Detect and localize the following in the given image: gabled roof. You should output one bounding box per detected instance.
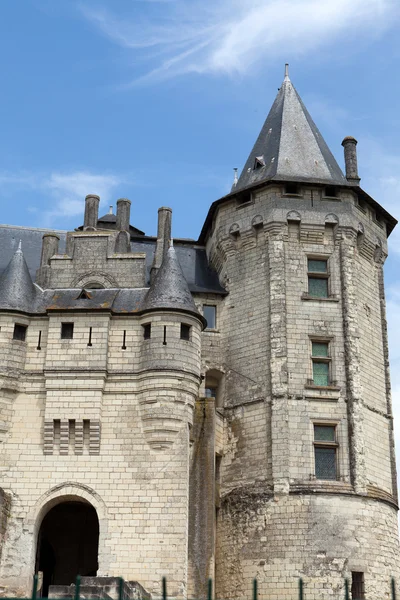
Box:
[235,66,347,192]
[141,246,206,326]
[0,242,37,313]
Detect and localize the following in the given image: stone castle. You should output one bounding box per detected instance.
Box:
[0,66,399,599]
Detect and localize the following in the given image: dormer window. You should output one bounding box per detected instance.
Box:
[76,289,92,300]
[284,183,300,195]
[324,186,338,198]
[254,155,265,170]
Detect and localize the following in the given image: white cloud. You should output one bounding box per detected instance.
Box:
[79,0,399,84]
[0,169,124,226]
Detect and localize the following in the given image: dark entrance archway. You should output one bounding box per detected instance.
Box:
[35,500,99,596]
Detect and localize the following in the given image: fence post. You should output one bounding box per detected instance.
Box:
[208,578,213,600]
[299,578,304,600]
[344,579,349,600]
[162,577,167,600]
[392,578,397,600]
[31,574,38,600]
[253,579,258,600]
[119,577,124,600]
[74,574,81,600]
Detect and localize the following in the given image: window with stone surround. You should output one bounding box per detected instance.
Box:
[13,323,27,341]
[204,305,216,330]
[142,323,151,340]
[61,322,74,340]
[307,258,329,298]
[180,323,191,341]
[314,423,338,480]
[351,572,365,600]
[311,341,331,386]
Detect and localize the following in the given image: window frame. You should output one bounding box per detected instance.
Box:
[310,339,332,387]
[180,323,191,341]
[60,322,74,340]
[13,323,27,342]
[313,422,339,481]
[307,256,330,299]
[203,304,217,331]
[142,323,151,340]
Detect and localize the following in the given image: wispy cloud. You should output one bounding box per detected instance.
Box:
[0,170,124,226]
[78,0,398,85]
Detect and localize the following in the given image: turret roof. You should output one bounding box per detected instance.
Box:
[234,65,347,192]
[141,245,206,326]
[0,242,37,313]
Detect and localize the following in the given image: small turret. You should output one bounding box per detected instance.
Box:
[139,244,204,449]
[142,245,205,324]
[0,242,36,312]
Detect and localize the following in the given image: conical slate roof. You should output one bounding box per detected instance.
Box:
[0,242,37,312]
[235,66,347,192]
[141,245,205,326]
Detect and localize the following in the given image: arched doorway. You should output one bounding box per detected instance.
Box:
[35,500,99,596]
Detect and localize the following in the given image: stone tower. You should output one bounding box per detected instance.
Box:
[0,67,398,599]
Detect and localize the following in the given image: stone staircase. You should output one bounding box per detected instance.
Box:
[49,577,150,600]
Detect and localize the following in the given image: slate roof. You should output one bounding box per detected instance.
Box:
[141,246,206,326]
[235,69,347,192]
[0,243,38,313]
[0,226,226,295]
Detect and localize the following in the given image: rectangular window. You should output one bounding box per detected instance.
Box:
[314,424,338,480]
[311,341,330,386]
[142,323,151,340]
[308,258,329,298]
[180,323,191,341]
[351,572,365,600]
[204,305,216,330]
[13,323,27,341]
[61,322,74,339]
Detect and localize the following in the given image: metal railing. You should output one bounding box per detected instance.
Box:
[2,575,398,600]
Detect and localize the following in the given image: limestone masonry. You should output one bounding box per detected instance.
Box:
[0,67,399,599]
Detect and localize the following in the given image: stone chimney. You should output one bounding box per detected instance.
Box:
[115,198,132,253]
[83,194,100,230]
[341,136,360,183]
[116,198,131,231]
[36,233,60,288]
[150,207,172,283]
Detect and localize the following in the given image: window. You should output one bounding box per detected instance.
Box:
[180,323,191,341]
[253,155,265,170]
[311,341,330,386]
[351,573,365,600]
[142,323,151,340]
[204,305,216,330]
[324,186,338,198]
[284,183,300,195]
[13,324,27,341]
[61,322,74,339]
[205,387,217,398]
[308,258,329,298]
[314,424,338,480]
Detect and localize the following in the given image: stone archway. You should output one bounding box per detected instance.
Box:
[35,500,99,596]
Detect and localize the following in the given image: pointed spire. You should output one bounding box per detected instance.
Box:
[234,67,347,192]
[284,63,290,82]
[141,245,206,326]
[0,244,36,312]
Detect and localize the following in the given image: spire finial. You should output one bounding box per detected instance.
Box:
[233,168,238,187]
[284,63,290,82]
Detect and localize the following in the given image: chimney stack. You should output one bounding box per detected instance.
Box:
[150,207,172,283]
[36,233,60,288]
[341,136,360,183]
[116,198,131,232]
[83,194,100,230]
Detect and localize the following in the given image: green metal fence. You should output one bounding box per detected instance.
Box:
[3,575,399,600]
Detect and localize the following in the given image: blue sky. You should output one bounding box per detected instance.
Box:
[2,0,400,474]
